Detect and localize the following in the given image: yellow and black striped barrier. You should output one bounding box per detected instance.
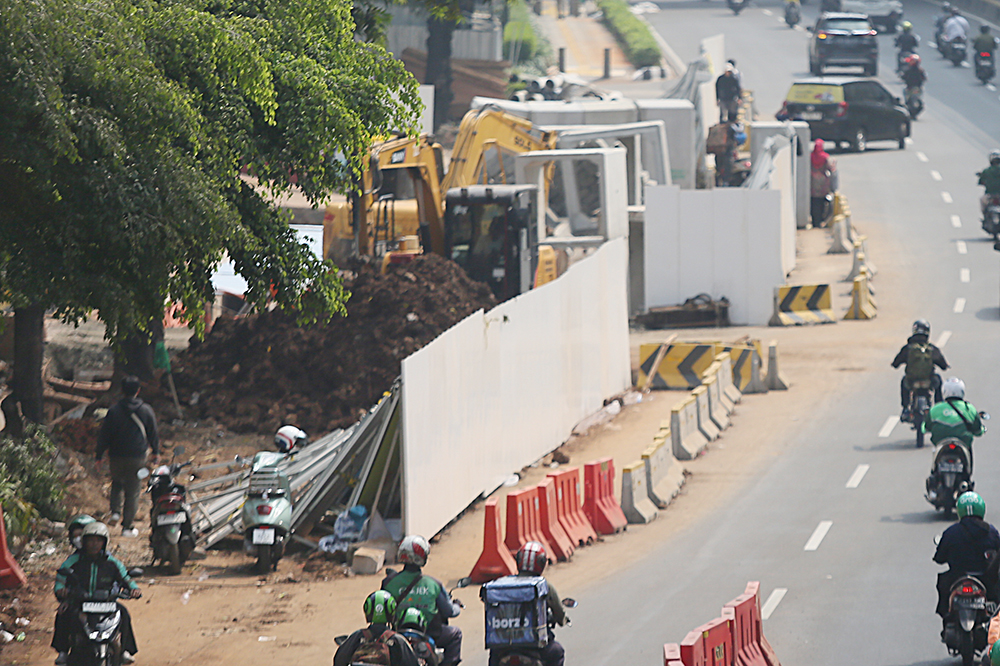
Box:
[769,284,835,326]
[638,343,718,389]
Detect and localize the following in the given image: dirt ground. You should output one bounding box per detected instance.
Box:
[3,219,903,666]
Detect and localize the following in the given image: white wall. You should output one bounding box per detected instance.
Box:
[401,239,631,538]
[699,34,725,134]
[643,185,786,325]
[387,24,503,62]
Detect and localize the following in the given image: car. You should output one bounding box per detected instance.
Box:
[808,13,879,76]
[840,0,903,33]
[777,77,911,152]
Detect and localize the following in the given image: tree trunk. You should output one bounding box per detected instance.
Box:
[11,304,45,424]
[425,17,456,131]
[115,318,164,384]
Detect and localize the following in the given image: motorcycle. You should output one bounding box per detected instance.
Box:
[904,85,924,118]
[903,379,935,448]
[983,193,1000,238]
[479,573,578,666]
[975,51,996,83]
[784,1,800,27]
[239,446,298,574]
[942,573,993,666]
[926,438,975,515]
[727,0,748,15]
[945,37,968,66]
[58,567,141,666]
[138,446,194,575]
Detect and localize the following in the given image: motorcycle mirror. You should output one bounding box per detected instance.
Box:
[174,445,186,457]
[934,534,942,546]
[981,412,991,421]
[562,598,578,608]
[386,568,398,577]
[127,567,144,578]
[136,468,150,480]
[334,635,348,646]
[455,577,472,589]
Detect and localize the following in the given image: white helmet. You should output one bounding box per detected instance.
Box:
[154,465,171,476]
[274,425,307,453]
[943,377,966,400]
[397,535,430,567]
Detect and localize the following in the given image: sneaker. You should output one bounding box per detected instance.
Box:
[901,409,911,423]
[121,527,139,538]
[55,652,68,665]
[108,513,122,526]
[123,652,136,664]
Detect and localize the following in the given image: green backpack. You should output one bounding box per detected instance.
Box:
[905,341,934,380]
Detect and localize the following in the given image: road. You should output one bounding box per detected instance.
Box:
[560,2,1000,665]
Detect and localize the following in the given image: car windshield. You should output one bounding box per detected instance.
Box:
[786,84,845,104]
[820,19,872,31]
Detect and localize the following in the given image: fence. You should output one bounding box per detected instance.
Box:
[401,239,631,537]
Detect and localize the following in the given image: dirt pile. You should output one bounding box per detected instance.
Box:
[172,255,496,434]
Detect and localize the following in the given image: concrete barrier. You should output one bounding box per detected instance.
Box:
[504,487,553,556]
[638,342,716,389]
[642,435,686,509]
[705,361,735,414]
[716,352,743,405]
[744,349,768,394]
[764,340,788,391]
[671,394,709,460]
[844,267,877,320]
[692,386,720,441]
[621,461,658,524]
[537,477,575,561]
[827,214,852,254]
[469,498,518,583]
[583,458,627,535]
[547,467,597,547]
[703,372,731,430]
[769,284,835,326]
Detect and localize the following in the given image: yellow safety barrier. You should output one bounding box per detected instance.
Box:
[769,284,835,326]
[844,266,877,320]
[638,343,718,390]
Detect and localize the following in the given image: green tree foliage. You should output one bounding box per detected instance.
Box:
[0,0,422,343]
[0,425,65,539]
[596,0,662,69]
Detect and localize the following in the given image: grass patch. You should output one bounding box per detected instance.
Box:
[596,0,662,69]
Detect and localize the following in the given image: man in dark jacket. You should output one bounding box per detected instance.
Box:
[934,492,1000,631]
[715,65,741,122]
[96,376,159,536]
[891,319,948,419]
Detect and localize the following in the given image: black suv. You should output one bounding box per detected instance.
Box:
[808,13,879,76]
[778,77,911,152]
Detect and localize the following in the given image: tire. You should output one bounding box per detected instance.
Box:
[851,127,867,152]
[898,123,908,149]
[961,629,974,666]
[165,541,182,575]
[916,424,925,448]
[255,545,273,574]
[809,59,819,75]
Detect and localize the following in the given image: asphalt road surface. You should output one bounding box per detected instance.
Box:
[557,2,1000,665]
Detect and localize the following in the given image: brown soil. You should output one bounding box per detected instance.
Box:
[170,255,495,435]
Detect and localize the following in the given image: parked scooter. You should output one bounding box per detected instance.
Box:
[138,446,194,575]
[240,426,307,573]
[784,1,800,27]
[58,566,141,666]
[982,193,1000,238]
[727,0,748,15]
[975,51,996,83]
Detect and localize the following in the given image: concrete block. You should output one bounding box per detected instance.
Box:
[351,547,386,575]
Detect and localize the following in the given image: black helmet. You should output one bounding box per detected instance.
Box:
[912,319,930,336]
[982,24,991,33]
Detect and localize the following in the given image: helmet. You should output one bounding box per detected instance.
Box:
[274,425,307,453]
[991,150,1000,165]
[68,514,96,533]
[990,641,1000,666]
[515,541,548,575]
[397,607,428,632]
[957,492,987,519]
[982,24,991,33]
[912,319,930,336]
[905,53,921,66]
[943,377,966,400]
[397,535,430,567]
[81,522,110,549]
[154,465,171,476]
[943,1,952,9]
[902,20,912,31]
[363,590,397,625]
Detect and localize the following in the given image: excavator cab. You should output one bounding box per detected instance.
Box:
[444,185,537,302]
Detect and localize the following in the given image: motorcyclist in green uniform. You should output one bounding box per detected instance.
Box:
[924,378,986,462]
[979,150,1000,218]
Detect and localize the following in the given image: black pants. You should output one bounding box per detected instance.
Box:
[901,374,943,410]
[430,623,462,666]
[810,196,829,227]
[52,603,138,655]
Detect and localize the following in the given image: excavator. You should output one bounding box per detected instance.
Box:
[322,107,558,265]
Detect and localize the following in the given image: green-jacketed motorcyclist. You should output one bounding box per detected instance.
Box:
[923,377,985,448]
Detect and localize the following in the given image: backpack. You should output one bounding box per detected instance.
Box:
[481,575,549,649]
[351,628,396,666]
[905,341,934,380]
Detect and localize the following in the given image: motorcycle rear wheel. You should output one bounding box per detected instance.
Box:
[165,541,182,575]
[255,545,273,574]
[960,629,975,666]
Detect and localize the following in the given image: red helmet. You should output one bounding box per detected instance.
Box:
[905,53,921,66]
[515,541,547,575]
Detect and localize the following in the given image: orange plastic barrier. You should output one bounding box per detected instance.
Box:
[680,628,707,666]
[0,506,26,589]
[723,585,768,666]
[469,498,517,584]
[537,477,574,561]
[664,642,684,666]
[741,582,780,666]
[546,467,597,547]
[701,616,734,666]
[582,458,627,535]
[504,486,553,556]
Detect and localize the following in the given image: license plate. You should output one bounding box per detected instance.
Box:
[957,597,986,609]
[799,111,823,120]
[939,462,963,473]
[252,528,275,545]
[82,602,117,613]
[157,512,187,526]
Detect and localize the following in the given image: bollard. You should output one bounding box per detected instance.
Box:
[559,47,566,73]
[603,49,612,79]
[764,340,788,391]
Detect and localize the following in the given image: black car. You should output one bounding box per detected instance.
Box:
[778,77,911,152]
[808,13,879,76]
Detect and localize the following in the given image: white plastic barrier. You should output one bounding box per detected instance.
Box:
[401,239,631,537]
[671,394,708,461]
[692,386,720,442]
[643,436,685,509]
[621,461,658,524]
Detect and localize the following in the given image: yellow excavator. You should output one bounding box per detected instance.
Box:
[322,107,557,265]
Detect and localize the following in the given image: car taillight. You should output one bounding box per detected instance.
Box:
[256,505,273,515]
[835,102,848,117]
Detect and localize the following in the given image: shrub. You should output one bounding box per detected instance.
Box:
[596,0,662,69]
[504,0,551,65]
[0,425,66,539]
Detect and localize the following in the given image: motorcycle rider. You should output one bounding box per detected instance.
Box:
[891,319,949,421]
[924,377,986,457]
[499,541,568,666]
[936,2,953,35]
[934,492,1000,635]
[979,150,1000,216]
[396,607,437,666]
[974,24,999,55]
[382,536,462,666]
[53,522,141,664]
[52,515,96,665]
[334,591,419,666]
[901,54,927,99]
[895,21,920,55]
[943,8,971,46]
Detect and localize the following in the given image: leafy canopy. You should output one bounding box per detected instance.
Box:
[0,0,422,339]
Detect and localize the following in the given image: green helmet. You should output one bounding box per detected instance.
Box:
[68,514,96,533]
[991,641,1000,665]
[958,492,987,519]
[397,607,428,632]
[363,590,397,625]
[902,20,912,31]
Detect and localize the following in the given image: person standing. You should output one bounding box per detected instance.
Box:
[95,376,159,537]
[810,139,837,226]
[715,65,741,122]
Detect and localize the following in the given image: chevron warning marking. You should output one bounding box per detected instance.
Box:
[770,284,835,326]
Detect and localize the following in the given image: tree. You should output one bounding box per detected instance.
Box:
[0,0,421,427]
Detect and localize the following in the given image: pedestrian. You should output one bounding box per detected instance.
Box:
[95,376,159,537]
[810,139,837,227]
[715,64,741,122]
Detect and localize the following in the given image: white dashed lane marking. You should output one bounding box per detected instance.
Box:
[761,588,788,620]
[931,170,942,181]
[762,8,773,14]
[942,192,953,203]
[955,297,966,313]
[957,240,968,254]
[917,151,929,162]
[989,83,998,91]
[878,416,899,438]
[961,268,971,282]
[846,464,870,488]
[952,215,962,228]
[937,330,952,348]
[805,521,833,551]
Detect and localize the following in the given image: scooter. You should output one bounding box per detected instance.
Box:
[945,37,968,66]
[727,0,748,15]
[240,447,296,574]
[784,1,800,27]
[975,51,996,83]
[138,446,195,575]
[926,438,976,515]
[904,86,924,118]
[982,194,1000,238]
[903,379,934,448]
[942,572,993,666]
[58,567,141,666]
